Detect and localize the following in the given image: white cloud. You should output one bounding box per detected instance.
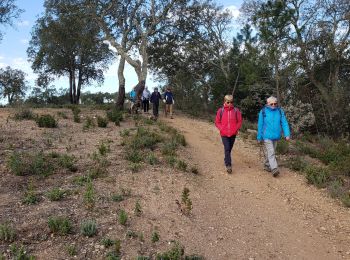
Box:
[17,20,30,27]
[226,5,240,19]
[0,62,7,68]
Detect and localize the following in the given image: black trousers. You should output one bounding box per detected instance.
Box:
[221,135,236,166]
[152,102,159,117]
[142,99,149,112]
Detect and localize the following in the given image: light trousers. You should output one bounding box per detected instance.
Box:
[264,140,278,170]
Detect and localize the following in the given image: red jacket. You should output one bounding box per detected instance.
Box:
[215,104,243,137]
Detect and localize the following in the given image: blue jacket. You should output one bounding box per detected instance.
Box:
[257,106,290,141]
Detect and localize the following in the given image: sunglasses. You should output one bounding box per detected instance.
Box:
[270,103,278,106]
[225,101,233,104]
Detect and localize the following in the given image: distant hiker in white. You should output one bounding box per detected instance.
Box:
[142,86,151,113]
[257,96,291,177]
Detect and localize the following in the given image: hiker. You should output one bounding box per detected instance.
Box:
[129,87,139,114]
[163,87,174,119]
[257,96,291,177]
[150,87,162,119]
[142,86,151,113]
[215,95,243,174]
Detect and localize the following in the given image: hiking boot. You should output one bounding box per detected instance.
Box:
[271,168,280,177]
[264,165,271,172]
[226,166,232,174]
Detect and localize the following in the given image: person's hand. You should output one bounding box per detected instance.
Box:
[285,136,291,141]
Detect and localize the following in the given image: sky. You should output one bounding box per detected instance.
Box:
[0,0,243,98]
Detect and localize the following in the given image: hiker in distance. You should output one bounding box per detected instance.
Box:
[142,86,151,113]
[150,87,162,120]
[163,87,175,119]
[257,96,291,177]
[215,95,243,174]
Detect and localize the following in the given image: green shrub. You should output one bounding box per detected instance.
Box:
[57,154,77,172]
[71,106,81,123]
[151,231,159,243]
[146,153,159,165]
[125,150,143,163]
[73,175,92,186]
[98,142,110,156]
[80,219,97,237]
[184,255,205,260]
[48,216,72,235]
[9,245,35,260]
[295,141,320,158]
[57,111,68,119]
[97,116,108,128]
[111,194,124,202]
[286,156,307,172]
[23,182,39,205]
[276,139,289,155]
[137,256,150,260]
[0,222,16,242]
[130,127,162,150]
[328,179,345,198]
[305,165,330,188]
[118,210,128,226]
[36,114,58,128]
[83,116,95,130]
[166,156,177,167]
[84,182,95,206]
[156,242,184,260]
[120,129,130,137]
[66,244,77,256]
[47,187,65,201]
[134,201,142,216]
[129,162,142,172]
[177,160,188,171]
[161,142,177,156]
[107,109,123,124]
[14,108,35,121]
[330,154,350,176]
[101,238,115,248]
[173,133,186,146]
[341,193,350,207]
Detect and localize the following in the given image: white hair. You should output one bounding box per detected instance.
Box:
[267,96,277,104]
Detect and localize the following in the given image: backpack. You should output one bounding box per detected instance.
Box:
[219,106,239,123]
[165,92,173,104]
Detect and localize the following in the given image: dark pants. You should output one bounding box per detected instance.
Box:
[142,99,149,112]
[152,102,159,117]
[221,135,236,166]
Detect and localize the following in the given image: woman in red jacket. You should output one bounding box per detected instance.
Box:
[215,95,243,173]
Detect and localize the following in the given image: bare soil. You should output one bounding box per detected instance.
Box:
[1,107,350,260]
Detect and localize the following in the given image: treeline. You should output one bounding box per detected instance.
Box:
[0,0,349,138]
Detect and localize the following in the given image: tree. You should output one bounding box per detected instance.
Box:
[27,0,114,104]
[0,0,22,41]
[0,66,28,104]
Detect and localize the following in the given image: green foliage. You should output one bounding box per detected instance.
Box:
[48,216,72,235]
[341,193,350,207]
[107,109,123,125]
[182,187,192,214]
[14,108,35,120]
[46,187,65,201]
[83,116,95,130]
[166,156,177,167]
[161,142,178,156]
[84,182,95,206]
[305,165,330,188]
[73,175,92,186]
[276,139,289,155]
[125,150,143,163]
[106,240,121,259]
[286,156,307,172]
[136,257,150,260]
[295,141,320,158]
[36,114,58,128]
[0,222,16,242]
[130,127,162,150]
[184,255,204,260]
[111,194,124,202]
[146,153,159,165]
[66,245,77,256]
[98,142,110,156]
[97,116,108,128]
[57,111,68,119]
[134,200,142,216]
[80,219,97,237]
[328,179,345,198]
[173,133,187,146]
[177,160,188,171]
[330,154,350,176]
[23,182,39,205]
[9,244,36,260]
[156,242,184,260]
[101,238,116,248]
[118,210,128,226]
[120,129,130,137]
[151,231,160,243]
[71,106,81,123]
[129,162,142,172]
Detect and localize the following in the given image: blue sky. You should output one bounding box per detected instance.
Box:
[0,0,243,97]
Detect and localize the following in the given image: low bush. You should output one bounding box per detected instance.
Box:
[23,182,39,205]
[156,242,184,260]
[36,114,58,128]
[276,139,289,155]
[97,116,108,128]
[305,165,330,188]
[80,219,97,237]
[47,187,65,201]
[118,210,128,226]
[341,193,350,207]
[146,153,159,165]
[177,160,188,171]
[14,108,35,121]
[328,179,345,198]
[0,222,16,242]
[83,116,95,130]
[286,156,307,172]
[48,216,72,235]
[107,109,123,125]
[9,245,35,260]
[151,231,159,243]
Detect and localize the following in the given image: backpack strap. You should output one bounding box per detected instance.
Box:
[220,107,239,124]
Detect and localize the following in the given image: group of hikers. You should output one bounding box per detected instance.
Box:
[215,95,290,177]
[129,86,175,119]
[129,86,290,177]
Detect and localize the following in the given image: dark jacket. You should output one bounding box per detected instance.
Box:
[150,92,161,105]
[164,91,174,104]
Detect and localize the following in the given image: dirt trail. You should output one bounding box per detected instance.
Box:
[162,114,350,260]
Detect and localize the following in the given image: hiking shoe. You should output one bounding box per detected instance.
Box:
[226,166,232,174]
[272,168,280,177]
[264,165,271,172]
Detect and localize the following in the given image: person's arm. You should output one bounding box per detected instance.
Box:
[236,109,243,131]
[257,110,264,141]
[281,109,291,140]
[215,109,222,130]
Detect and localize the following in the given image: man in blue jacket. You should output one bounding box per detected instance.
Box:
[257,96,291,177]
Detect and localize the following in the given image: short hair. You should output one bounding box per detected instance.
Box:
[267,96,277,104]
[224,95,233,101]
